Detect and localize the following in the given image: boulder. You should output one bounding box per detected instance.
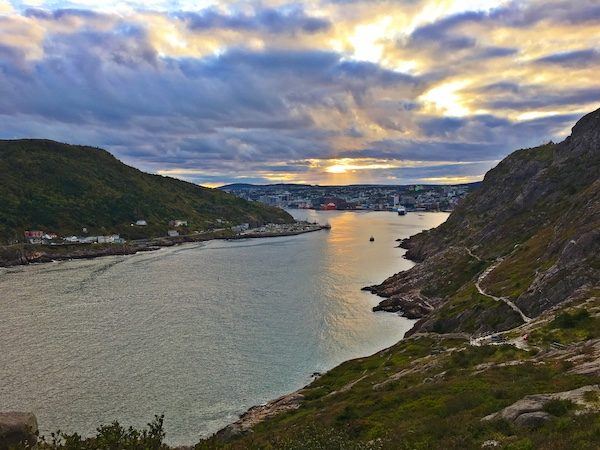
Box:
[513,411,552,428]
[482,385,600,427]
[0,412,38,449]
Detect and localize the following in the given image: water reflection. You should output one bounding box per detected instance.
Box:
[0,210,448,445]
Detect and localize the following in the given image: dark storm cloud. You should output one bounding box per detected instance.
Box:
[24,8,103,20]
[405,1,600,56]
[338,112,579,164]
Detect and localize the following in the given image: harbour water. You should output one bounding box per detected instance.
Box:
[0,210,448,445]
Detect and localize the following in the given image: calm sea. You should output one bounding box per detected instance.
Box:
[0,210,448,445]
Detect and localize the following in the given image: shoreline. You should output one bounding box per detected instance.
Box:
[210,236,424,442]
[0,224,329,269]
[0,214,421,446]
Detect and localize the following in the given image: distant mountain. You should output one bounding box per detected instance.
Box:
[220,183,314,191]
[0,140,293,242]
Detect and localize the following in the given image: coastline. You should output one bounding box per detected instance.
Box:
[0,223,329,269]
[210,235,424,441]
[0,212,432,446]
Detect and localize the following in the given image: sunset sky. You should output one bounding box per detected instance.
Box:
[1,0,598,186]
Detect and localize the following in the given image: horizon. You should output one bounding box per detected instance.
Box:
[218,180,480,188]
[1,1,598,186]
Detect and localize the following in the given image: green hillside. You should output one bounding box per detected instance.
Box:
[0,139,293,242]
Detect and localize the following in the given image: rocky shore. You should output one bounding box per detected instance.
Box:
[215,391,305,440]
[0,412,38,449]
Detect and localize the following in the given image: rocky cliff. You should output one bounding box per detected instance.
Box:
[366,108,600,335]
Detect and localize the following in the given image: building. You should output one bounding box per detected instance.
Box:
[98,235,121,244]
[24,230,44,244]
[167,230,179,237]
[135,220,148,226]
[169,220,188,228]
[231,223,250,234]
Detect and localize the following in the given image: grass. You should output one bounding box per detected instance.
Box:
[529,306,600,346]
[196,336,600,449]
[543,399,576,417]
[426,283,522,334]
[483,227,557,300]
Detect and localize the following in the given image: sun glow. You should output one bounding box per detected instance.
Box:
[348,16,392,63]
[324,159,399,174]
[420,80,470,117]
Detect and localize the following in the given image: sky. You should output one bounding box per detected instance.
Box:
[0,1,598,186]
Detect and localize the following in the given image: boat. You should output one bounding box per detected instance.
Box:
[369,236,375,242]
[397,206,407,216]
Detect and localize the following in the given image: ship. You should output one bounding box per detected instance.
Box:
[369,236,375,242]
[397,206,407,216]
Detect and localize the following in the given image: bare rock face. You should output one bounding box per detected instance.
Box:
[365,107,600,334]
[482,385,600,427]
[0,412,38,449]
[513,411,552,428]
[215,392,304,440]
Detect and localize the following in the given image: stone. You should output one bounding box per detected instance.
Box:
[0,412,38,449]
[513,411,552,428]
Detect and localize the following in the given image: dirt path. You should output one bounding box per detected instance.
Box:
[470,249,532,324]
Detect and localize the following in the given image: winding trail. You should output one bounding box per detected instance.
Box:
[470,248,532,324]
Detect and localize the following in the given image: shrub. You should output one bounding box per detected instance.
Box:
[543,399,575,417]
[38,415,167,450]
[552,309,590,329]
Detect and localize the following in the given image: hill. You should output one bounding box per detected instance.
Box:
[0,140,293,242]
[193,109,599,449]
[368,108,599,334]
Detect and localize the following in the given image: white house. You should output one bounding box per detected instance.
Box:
[97,234,121,244]
[169,220,188,227]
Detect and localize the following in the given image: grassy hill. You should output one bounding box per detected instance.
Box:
[0,139,293,242]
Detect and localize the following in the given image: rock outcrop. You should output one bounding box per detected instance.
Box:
[482,385,600,427]
[215,392,304,439]
[0,412,38,449]
[367,108,600,334]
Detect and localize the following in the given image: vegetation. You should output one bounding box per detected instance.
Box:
[529,303,600,346]
[6,110,600,448]
[190,104,600,450]
[0,139,293,243]
[8,416,169,450]
[196,336,600,449]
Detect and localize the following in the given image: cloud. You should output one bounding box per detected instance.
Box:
[0,0,598,185]
[534,49,600,68]
[177,6,331,34]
